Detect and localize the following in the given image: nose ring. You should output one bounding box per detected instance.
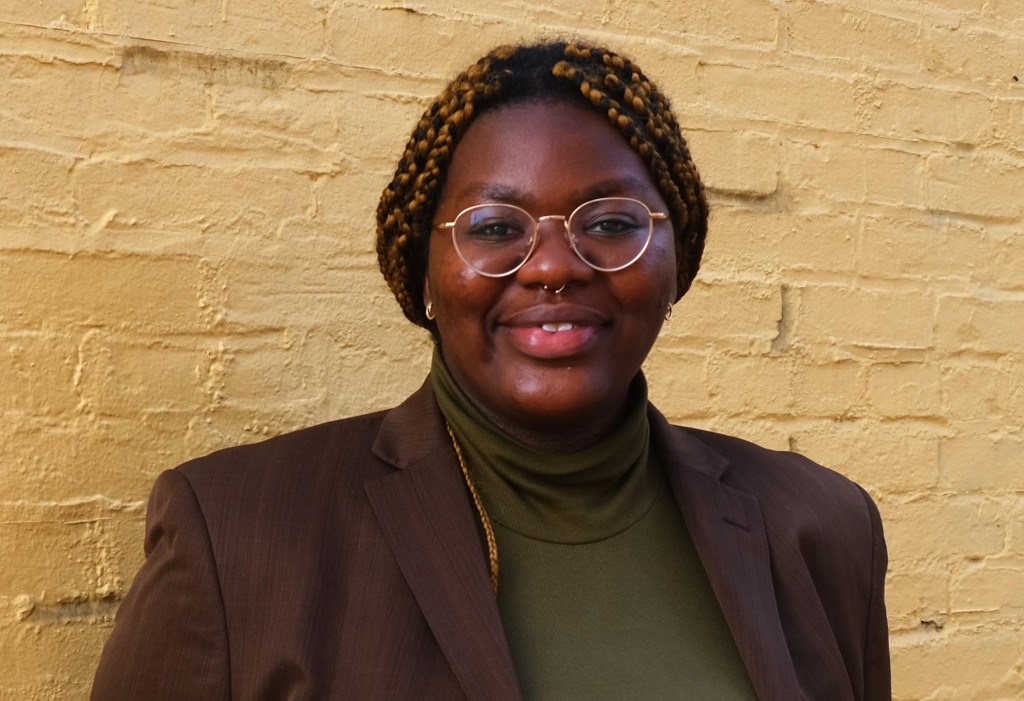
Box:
[543,284,566,295]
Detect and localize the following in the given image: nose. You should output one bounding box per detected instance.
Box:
[515,216,594,290]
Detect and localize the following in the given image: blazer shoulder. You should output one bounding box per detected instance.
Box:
[155,405,403,522]
[682,425,871,506]
[174,377,442,492]
[664,424,882,554]
[176,408,390,487]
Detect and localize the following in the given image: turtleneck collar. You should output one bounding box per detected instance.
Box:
[430,348,661,543]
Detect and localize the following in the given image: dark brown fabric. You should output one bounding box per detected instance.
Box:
[91,378,890,701]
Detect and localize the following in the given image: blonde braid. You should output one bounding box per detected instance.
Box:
[556,43,708,295]
[376,56,503,327]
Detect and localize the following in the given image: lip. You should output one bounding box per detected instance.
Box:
[499,303,610,328]
[498,303,609,359]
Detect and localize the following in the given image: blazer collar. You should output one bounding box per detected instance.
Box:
[367,379,522,701]
[649,406,801,701]
[367,381,799,701]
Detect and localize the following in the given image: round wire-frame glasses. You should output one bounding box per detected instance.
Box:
[436,197,669,278]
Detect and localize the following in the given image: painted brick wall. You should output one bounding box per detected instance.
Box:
[1,2,1021,699]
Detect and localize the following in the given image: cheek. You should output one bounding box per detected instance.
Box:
[432,265,482,313]
[426,249,502,337]
[425,243,464,310]
[628,242,677,310]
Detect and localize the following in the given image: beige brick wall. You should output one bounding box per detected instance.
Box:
[1,2,1021,699]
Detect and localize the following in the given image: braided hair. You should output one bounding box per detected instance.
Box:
[376,40,709,330]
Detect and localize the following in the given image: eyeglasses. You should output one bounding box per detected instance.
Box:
[436,197,668,278]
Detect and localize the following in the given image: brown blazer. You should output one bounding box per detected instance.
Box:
[91,378,890,700]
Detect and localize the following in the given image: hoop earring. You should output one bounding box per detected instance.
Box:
[425,302,435,320]
[664,303,673,320]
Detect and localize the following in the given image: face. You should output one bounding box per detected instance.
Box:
[424,100,677,448]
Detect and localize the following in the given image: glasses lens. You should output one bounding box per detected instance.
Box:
[452,204,535,276]
[569,198,653,271]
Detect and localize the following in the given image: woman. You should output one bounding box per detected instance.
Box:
[92,41,890,700]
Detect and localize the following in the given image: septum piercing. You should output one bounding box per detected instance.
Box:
[543,284,566,295]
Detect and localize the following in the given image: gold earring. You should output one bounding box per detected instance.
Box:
[425,302,435,320]
[664,303,673,320]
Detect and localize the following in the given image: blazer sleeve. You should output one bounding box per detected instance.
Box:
[91,470,232,701]
[860,486,891,701]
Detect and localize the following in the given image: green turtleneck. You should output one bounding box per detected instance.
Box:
[431,351,756,701]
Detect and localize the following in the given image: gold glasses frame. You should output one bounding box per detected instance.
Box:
[436,197,669,278]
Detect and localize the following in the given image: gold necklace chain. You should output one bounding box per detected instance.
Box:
[445,423,499,594]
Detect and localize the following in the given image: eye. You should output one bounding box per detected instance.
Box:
[460,207,531,244]
[574,198,651,241]
[580,212,643,239]
[467,218,526,241]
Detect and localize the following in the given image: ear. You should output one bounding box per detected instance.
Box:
[423,276,434,310]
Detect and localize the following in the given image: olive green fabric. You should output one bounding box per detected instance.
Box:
[431,351,756,700]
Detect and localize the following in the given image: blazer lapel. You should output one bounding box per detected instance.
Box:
[650,409,801,701]
[366,381,522,701]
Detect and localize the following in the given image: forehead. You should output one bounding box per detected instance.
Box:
[437,100,664,212]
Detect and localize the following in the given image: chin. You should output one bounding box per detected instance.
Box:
[506,376,624,427]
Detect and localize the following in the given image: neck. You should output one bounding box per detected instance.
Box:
[470,394,630,454]
[431,349,655,542]
[431,347,641,454]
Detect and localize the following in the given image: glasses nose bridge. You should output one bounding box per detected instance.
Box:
[535,213,569,229]
[526,213,582,267]
[533,213,573,245]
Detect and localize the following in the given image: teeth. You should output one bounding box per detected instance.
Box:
[541,323,574,333]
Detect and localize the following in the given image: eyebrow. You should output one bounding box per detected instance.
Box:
[578,176,656,201]
[451,176,657,207]
[455,182,523,203]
